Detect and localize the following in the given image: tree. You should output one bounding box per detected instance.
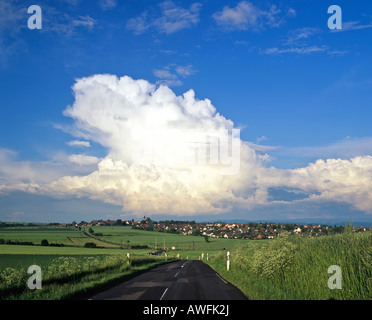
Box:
[88,227,94,235]
[41,239,49,246]
[192,229,201,236]
[204,235,210,243]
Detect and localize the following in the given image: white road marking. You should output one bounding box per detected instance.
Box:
[181,261,191,268]
[176,260,191,277]
[216,273,228,284]
[160,288,168,300]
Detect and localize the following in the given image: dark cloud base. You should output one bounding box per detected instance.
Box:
[0,191,370,227]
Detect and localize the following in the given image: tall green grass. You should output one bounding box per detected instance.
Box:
[207,231,371,300]
[0,254,173,300]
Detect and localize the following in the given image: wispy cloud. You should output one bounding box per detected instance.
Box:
[263,45,329,55]
[127,1,201,35]
[0,1,98,63]
[68,154,100,166]
[153,64,197,86]
[284,27,320,45]
[0,1,27,66]
[333,20,372,32]
[263,26,348,56]
[279,137,372,160]
[175,65,197,77]
[71,15,96,31]
[212,1,295,32]
[46,13,97,35]
[99,0,117,11]
[153,69,177,80]
[126,13,149,35]
[66,140,91,148]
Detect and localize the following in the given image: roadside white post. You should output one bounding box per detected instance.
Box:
[227,251,230,271]
[207,253,209,261]
[127,252,130,265]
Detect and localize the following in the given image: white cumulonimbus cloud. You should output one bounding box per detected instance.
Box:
[1,74,372,216]
[47,74,264,214]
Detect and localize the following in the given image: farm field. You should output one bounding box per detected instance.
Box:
[68,237,120,248]
[1,224,369,300]
[93,226,255,252]
[0,225,253,300]
[0,225,253,270]
[0,227,81,245]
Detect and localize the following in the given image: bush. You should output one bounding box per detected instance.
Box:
[84,242,97,248]
[49,243,64,247]
[0,267,26,288]
[251,232,297,280]
[130,245,150,249]
[41,239,49,246]
[47,257,81,279]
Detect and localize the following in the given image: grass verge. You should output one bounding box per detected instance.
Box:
[207,231,371,300]
[1,256,175,300]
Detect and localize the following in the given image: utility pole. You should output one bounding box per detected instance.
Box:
[163,238,165,250]
[155,238,157,249]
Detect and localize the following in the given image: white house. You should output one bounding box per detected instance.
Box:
[294,227,302,233]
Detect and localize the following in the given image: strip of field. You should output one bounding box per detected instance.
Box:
[93,226,255,250]
[0,227,81,245]
[0,225,260,300]
[68,237,120,248]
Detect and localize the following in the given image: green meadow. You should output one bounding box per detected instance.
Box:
[94,226,252,258]
[0,225,370,300]
[0,226,80,245]
[0,225,248,299]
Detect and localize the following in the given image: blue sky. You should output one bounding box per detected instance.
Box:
[0,0,372,225]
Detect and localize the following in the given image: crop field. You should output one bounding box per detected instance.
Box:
[0,227,81,245]
[93,226,252,252]
[0,225,250,272]
[1,224,369,300]
[2,224,251,300]
[68,237,120,248]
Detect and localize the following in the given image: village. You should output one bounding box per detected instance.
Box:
[67,217,371,240]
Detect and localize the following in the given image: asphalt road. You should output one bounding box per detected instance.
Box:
[87,260,248,300]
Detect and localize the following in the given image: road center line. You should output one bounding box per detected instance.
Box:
[160,288,168,300]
